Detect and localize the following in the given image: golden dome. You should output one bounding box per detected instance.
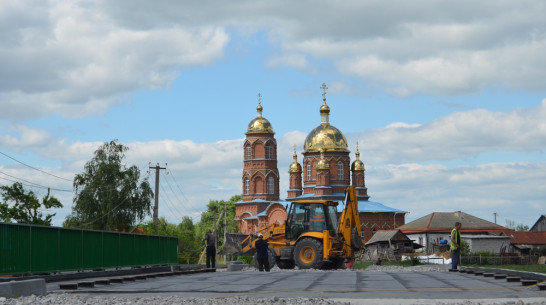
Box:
[351,143,365,171]
[303,124,349,153]
[316,150,330,170]
[247,101,274,134]
[304,90,349,153]
[288,146,302,173]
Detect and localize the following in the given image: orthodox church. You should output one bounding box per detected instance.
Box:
[235,85,406,241]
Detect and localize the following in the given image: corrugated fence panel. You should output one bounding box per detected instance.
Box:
[102,232,119,268]
[30,226,59,273]
[59,229,83,271]
[0,222,178,275]
[149,235,160,264]
[134,234,148,266]
[82,230,103,269]
[119,233,135,266]
[0,223,30,274]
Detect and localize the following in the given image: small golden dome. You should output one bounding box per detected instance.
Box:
[316,150,330,170]
[320,99,330,114]
[247,101,274,134]
[289,145,302,173]
[351,144,365,171]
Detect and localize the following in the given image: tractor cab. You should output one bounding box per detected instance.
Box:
[285,200,339,240]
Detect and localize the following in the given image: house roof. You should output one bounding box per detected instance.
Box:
[366,229,411,245]
[399,211,508,234]
[530,215,546,232]
[504,231,546,245]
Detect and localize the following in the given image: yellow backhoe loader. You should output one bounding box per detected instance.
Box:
[225,186,364,269]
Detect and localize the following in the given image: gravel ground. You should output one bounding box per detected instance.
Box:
[1,265,544,305]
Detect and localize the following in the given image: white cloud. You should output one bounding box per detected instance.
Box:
[2,1,546,119]
[0,1,229,119]
[0,125,52,148]
[350,100,546,163]
[367,161,546,226]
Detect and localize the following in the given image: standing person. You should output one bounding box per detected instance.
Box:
[254,233,270,272]
[450,222,462,270]
[203,230,216,268]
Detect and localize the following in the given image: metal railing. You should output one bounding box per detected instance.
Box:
[461,255,538,265]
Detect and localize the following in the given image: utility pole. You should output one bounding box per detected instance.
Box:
[224,202,227,262]
[149,163,166,235]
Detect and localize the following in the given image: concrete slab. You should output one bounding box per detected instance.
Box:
[45,270,546,301]
[77,281,95,288]
[58,283,78,290]
[0,279,46,298]
[521,279,538,286]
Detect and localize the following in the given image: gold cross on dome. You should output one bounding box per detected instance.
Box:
[257,93,262,103]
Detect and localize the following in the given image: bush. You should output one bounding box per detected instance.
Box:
[237,256,253,264]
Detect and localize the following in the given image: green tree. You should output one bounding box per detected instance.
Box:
[196,195,241,249]
[177,216,201,263]
[64,140,153,231]
[0,182,62,225]
[143,217,178,236]
[141,216,202,264]
[515,224,529,231]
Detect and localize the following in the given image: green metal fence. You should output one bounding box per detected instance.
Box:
[0,222,178,275]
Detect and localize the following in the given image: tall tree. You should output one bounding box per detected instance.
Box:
[64,140,153,231]
[0,182,62,225]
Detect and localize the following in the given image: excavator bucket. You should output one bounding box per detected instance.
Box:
[220,233,249,256]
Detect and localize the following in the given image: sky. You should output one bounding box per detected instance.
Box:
[1,1,545,229]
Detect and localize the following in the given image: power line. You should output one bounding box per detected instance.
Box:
[161,171,201,216]
[164,170,203,214]
[0,170,73,192]
[158,181,185,221]
[0,151,73,182]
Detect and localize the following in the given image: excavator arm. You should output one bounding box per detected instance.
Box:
[337,186,364,257]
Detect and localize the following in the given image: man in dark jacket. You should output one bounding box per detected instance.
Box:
[255,233,270,272]
[203,230,216,268]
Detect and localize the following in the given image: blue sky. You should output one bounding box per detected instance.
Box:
[1,1,545,228]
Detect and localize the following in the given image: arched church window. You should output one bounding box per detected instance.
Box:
[265,143,273,159]
[306,163,312,180]
[337,162,343,180]
[267,177,274,194]
[244,179,250,195]
[245,146,252,160]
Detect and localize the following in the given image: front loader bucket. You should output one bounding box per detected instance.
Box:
[220,233,249,256]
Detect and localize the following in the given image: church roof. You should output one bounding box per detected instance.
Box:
[290,193,405,213]
[235,198,289,205]
[358,200,406,213]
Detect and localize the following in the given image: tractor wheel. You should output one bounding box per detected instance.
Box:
[294,238,323,269]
